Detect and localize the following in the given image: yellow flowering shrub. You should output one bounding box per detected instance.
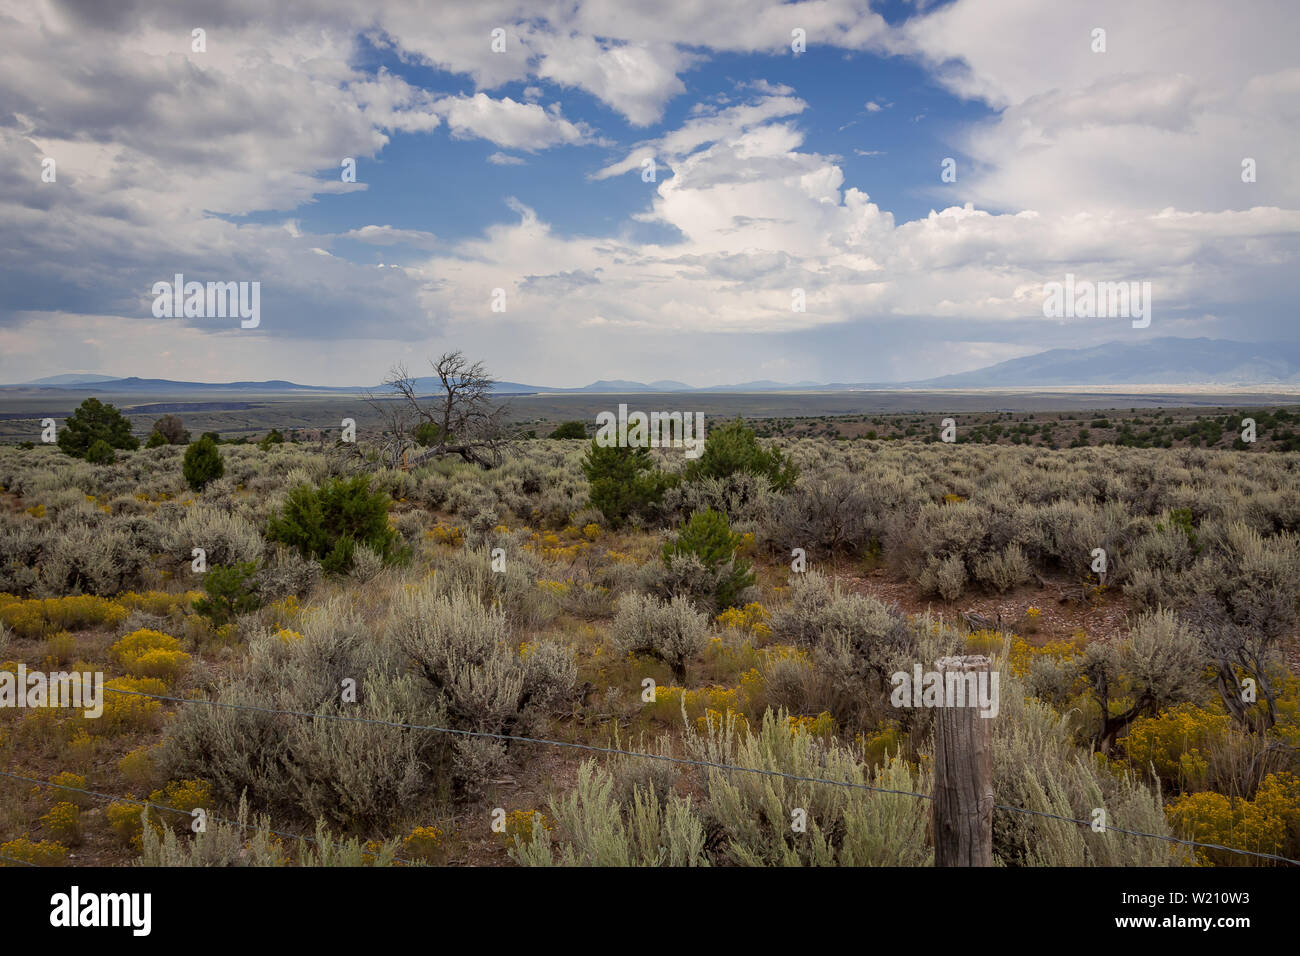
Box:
[582,523,601,541]
[48,772,91,808]
[65,729,97,763]
[969,633,1086,681]
[146,779,211,835]
[108,781,210,849]
[0,595,128,638]
[858,722,904,766]
[527,531,590,562]
[786,711,836,737]
[39,802,82,845]
[426,524,464,546]
[697,706,750,734]
[109,629,190,683]
[93,677,167,735]
[502,810,552,846]
[701,637,760,677]
[1167,773,1300,866]
[105,800,146,848]
[402,825,445,862]
[276,628,304,643]
[715,602,771,640]
[1254,670,1300,748]
[1122,703,1232,788]
[0,837,67,866]
[536,580,571,597]
[118,745,159,790]
[648,685,746,726]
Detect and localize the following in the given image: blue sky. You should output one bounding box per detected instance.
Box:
[248,34,987,252]
[1,0,1297,387]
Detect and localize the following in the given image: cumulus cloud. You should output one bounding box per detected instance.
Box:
[897,0,1300,214]
[0,0,1295,387]
[432,93,592,149]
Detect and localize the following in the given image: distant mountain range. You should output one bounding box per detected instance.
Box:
[910,338,1300,388]
[6,338,1299,394]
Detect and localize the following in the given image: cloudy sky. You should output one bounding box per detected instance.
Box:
[1,0,1297,387]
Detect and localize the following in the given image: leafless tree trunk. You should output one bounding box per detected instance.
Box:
[364,351,513,470]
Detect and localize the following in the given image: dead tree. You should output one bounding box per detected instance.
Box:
[364,352,512,470]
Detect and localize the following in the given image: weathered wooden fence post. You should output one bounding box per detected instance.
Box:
[932,654,995,866]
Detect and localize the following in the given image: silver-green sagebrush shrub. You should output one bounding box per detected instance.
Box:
[389,584,576,794]
[992,673,1189,866]
[253,544,321,603]
[510,760,708,867]
[684,709,930,866]
[173,505,265,569]
[158,598,444,830]
[429,542,557,630]
[611,591,710,683]
[35,523,147,596]
[514,711,931,867]
[761,471,876,559]
[663,471,775,526]
[1082,608,1205,751]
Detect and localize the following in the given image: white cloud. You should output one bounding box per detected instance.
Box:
[0,0,1296,387]
[433,93,591,149]
[340,225,440,249]
[898,0,1300,214]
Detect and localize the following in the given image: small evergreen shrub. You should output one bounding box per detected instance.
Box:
[266,476,405,574]
[683,416,797,491]
[662,508,754,610]
[56,397,139,459]
[193,561,262,624]
[580,441,676,527]
[550,421,587,439]
[85,439,116,465]
[183,436,224,490]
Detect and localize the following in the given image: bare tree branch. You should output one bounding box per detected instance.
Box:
[362,351,513,470]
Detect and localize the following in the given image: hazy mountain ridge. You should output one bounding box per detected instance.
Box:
[7,338,1298,393]
[908,338,1300,388]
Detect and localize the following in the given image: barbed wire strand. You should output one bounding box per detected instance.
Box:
[98,685,1300,865]
[0,770,416,866]
[991,802,1300,865]
[101,686,933,799]
[0,851,40,867]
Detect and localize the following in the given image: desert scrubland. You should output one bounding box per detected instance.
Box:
[1,409,1298,867]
